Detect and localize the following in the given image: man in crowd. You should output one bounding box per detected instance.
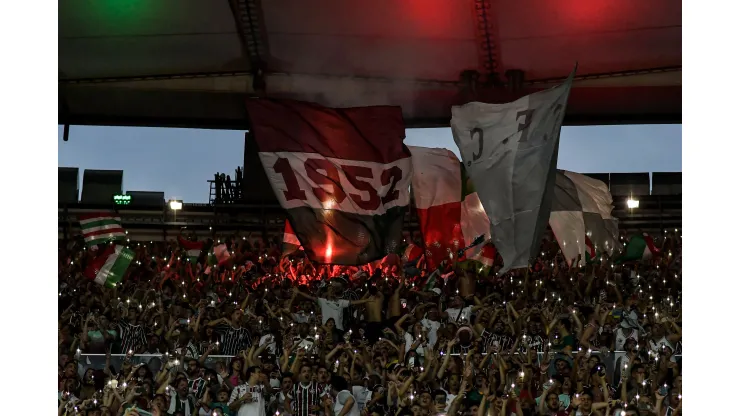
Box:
[58,230,682,416]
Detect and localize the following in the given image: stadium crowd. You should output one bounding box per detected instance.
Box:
[58,231,682,416]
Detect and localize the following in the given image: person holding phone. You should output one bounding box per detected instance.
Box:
[228,366,266,416]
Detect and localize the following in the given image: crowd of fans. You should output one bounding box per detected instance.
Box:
[58,230,682,416]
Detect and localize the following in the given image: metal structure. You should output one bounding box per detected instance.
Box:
[58,170,681,242]
[59,0,681,129]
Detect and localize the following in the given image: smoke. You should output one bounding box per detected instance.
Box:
[264,73,457,122]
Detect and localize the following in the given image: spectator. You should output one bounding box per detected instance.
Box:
[58,229,682,416]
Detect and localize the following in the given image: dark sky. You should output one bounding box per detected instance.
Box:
[58,124,681,203]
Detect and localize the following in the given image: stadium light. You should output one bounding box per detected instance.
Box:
[626,198,639,209]
[169,200,183,211]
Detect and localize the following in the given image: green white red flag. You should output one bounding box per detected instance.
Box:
[584,236,599,264]
[79,212,126,247]
[84,244,135,288]
[423,270,439,291]
[408,146,489,270]
[616,233,660,263]
[178,236,203,264]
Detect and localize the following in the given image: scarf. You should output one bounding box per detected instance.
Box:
[167,393,195,416]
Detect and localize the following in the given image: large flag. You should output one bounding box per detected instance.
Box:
[79,212,126,247]
[451,68,576,273]
[246,99,411,265]
[282,221,303,257]
[423,269,439,291]
[616,233,660,263]
[549,170,619,267]
[402,243,424,263]
[584,236,599,264]
[84,244,135,288]
[178,236,204,264]
[459,162,491,256]
[459,242,498,275]
[408,146,490,269]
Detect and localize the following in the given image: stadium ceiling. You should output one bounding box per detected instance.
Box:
[59,0,681,130]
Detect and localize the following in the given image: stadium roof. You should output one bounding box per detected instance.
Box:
[59,0,681,129]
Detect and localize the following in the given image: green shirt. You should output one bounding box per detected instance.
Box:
[551,334,575,351]
[209,402,232,416]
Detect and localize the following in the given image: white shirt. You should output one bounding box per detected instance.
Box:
[615,328,639,351]
[404,332,426,356]
[293,336,317,353]
[648,337,673,354]
[259,334,277,355]
[445,306,473,324]
[445,392,456,412]
[333,390,361,416]
[351,386,373,411]
[421,318,441,348]
[292,312,311,323]
[228,383,266,416]
[318,298,351,331]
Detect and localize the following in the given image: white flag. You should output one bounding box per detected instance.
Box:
[450,67,576,273]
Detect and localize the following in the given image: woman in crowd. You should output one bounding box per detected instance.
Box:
[58,232,681,416]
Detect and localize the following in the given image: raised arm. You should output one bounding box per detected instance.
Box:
[293,287,318,302]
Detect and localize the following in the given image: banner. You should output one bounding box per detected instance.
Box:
[408,146,489,269]
[451,67,576,273]
[246,99,411,265]
[549,170,619,267]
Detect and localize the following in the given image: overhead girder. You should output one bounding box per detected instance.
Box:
[58,67,681,129]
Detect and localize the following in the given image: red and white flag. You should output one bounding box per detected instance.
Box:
[408,146,490,269]
[402,243,424,263]
[246,99,412,265]
[282,221,303,257]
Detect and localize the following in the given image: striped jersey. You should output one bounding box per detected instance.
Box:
[117,320,147,354]
[212,323,252,355]
[291,381,325,416]
[480,330,514,354]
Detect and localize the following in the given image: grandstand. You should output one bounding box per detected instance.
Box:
[58,167,681,242]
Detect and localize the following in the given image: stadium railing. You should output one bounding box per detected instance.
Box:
[77,351,681,384]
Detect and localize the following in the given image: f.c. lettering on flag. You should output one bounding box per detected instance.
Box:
[245,99,412,265]
[451,66,576,273]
